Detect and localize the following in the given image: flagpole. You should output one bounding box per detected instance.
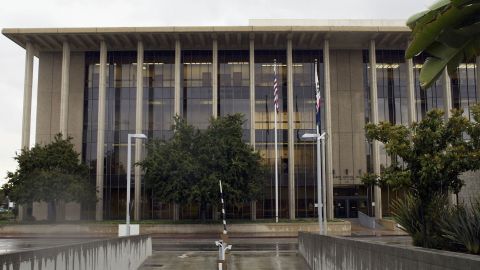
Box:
[274,59,279,224]
[315,59,324,234]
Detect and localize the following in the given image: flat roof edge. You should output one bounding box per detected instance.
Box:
[1,24,410,35]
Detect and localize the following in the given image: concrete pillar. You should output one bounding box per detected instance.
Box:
[369,40,382,219]
[59,41,71,136]
[477,57,480,96]
[249,38,256,147]
[249,37,257,221]
[323,40,334,220]
[96,41,107,221]
[406,58,416,124]
[134,40,144,221]
[212,39,218,117]
[21,42,34,149]
[18,42,34,221]
[443,68,453,119]
[173,39,182,221]
[174,39,181,116]
[287,38,295,220]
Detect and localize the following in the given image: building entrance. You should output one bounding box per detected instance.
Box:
[333,186,369,218]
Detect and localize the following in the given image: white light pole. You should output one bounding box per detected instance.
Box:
[301,132,326,234]
[126,133,147,236]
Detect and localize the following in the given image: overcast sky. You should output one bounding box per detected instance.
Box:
[0,0,434,184]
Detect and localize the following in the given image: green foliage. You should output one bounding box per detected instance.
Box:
[3,134,95,220]
[366,107,480,247]
[141,114,265,221]
[440,199,480,254]
[392,193,450,249]
[406,0,480,89]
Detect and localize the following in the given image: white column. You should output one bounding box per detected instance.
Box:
[60,41,71,136]
[18,42,34,221]
[249,37,257,221]
[369,40,382,219]
[249,38,256,147]
[174,39,181,116]
[443,68,453,119]
[323,40,334,220]
[21,42,34,149]
[212,39,218,117]
[173,39,181,221]
[406,58,416,123]
[287,38,295,220]
[96,41,107,221]
[477,57,480,97]
[134,40,144,221]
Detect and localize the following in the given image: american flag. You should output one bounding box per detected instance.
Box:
[315,61,321,127]
[273,62,279,113]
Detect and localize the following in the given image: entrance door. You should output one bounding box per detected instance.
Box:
[334,199,347,218]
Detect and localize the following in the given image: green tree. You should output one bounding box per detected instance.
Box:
[406,0,480,89]
[141,114,264,222]
[365,107,480,247]
[3,134,95,221]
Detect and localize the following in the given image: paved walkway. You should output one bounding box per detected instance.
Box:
[140,251,308,270]
[140,237,309,270]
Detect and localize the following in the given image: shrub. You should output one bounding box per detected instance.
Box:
[440,199,480,254]
[392,193,449,249]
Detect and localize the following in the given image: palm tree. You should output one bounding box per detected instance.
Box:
[405,0,480,89]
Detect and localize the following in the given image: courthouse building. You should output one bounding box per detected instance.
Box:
[3,20,480,221]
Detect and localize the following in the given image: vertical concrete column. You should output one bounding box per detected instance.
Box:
[323,40,334,219]
[249,37,256,147]
[249,37,257,221]
[406,58,416,123]
[287,38,295,220]
[21,42,34,149]
[18,42,34,221]
[369,40,382,219]
[173,39,181,221]
[212,39,218,117]
[60,41,71,136]
[477,57,480,96]
[96,41,108,221]
[443,68,453,119]
[174,39,181,116]
[134,40,144,221]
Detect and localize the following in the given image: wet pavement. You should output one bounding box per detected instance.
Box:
[140,237,309,270]
[0,237,101,254]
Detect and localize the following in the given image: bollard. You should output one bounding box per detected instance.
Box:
[215,240,232,270]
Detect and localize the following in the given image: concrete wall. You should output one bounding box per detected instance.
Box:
[459,171,480,204]
[36,51,85,152]
[330,50,366,185]
[298,232,480,270]
[0,222,351,237]
[0,235,152,270]
[33,51,85,221]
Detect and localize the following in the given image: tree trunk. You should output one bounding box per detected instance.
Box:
[200,200,207,223]
[49,201,57,222]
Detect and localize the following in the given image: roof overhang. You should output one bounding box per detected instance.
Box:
[2,25,411,52]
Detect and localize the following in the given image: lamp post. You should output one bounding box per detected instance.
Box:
[126,133,147,236]
[301,132,326,234]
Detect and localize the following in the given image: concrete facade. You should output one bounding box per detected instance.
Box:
[299,232,480,270]
[3,21,479,221]
[0,235,152,270]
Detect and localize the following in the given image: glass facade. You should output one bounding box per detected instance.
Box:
[254,51,288,219]
[182,51,212,129]
[452,61,478,118]
[292,50,323,218]
[218,50,251,142]
[218,50,252,219]
[82,47,479,220]
[413,54,444,121]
